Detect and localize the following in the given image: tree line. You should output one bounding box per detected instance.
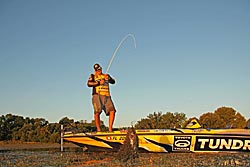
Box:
[1,106,249,143]
[135,107,250,129]
[0,115,101,143]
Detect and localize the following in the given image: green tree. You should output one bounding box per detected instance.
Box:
[246,119,250,128]
[34,118,48,128]
[59,117,74,126]
[135,112,186,129]
[199,107,246,128]
[135,112,162,129]
[0,114,100,142]
[233,112,246,128]
[50,132,60,143]
[0,115,7,140]
[199,113,225,128]
[0,114,26,140]
[162,112,186,128]
[214,107,246,128]
[11,115,25,140]
[19,123,34,142]
[47,123,61,143]
[214,107,235,128]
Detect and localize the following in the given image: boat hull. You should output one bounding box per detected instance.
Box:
[63,128,250,153]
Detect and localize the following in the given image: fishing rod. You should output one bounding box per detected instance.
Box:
[105,33,136,74]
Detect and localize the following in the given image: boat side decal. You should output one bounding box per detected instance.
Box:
[144,137,172,152]
[194,136,250,152]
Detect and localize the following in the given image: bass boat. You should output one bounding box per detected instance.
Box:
[62,119,250,153]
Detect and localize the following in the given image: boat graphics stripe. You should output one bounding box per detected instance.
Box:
[144,137,172,152]
[85,135,123,150]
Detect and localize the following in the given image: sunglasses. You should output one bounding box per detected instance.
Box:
[95,68,102,71]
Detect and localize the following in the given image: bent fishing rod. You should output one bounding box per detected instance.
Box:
[105,33,137,74]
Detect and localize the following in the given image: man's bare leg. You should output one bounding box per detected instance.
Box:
[94,113,101,132]
[109,111,115,132]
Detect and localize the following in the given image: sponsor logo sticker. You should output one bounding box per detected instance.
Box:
[173,136,192,151]
[194,136,250,152]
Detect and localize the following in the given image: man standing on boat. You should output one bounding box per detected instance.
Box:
[87,63,116,132]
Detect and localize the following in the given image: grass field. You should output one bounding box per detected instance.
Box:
[0,143,250,166]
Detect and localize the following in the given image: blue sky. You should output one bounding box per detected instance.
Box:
[0,0,249,127]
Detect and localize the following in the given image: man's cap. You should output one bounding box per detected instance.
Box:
[93,63,102,71]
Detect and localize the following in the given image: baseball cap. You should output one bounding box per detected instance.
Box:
[93,63,102,71]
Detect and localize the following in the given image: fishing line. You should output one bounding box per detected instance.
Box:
[106,33,136,73]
